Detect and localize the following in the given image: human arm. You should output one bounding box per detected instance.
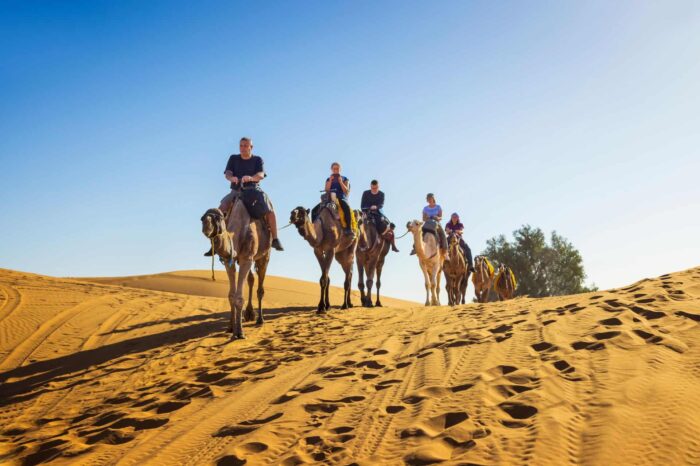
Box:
[241,171,265,184]
[325,177,332,193]
[338,177,350,195]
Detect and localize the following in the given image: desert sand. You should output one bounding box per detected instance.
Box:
[1,267,699,465]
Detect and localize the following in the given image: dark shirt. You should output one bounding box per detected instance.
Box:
[361,190,385,211]
[445,221,464,234]
[326,175,350,200]
[224,154,265,189]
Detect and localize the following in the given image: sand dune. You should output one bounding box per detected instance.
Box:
[1,267,699,465]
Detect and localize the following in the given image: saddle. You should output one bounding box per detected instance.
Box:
[312,193,357,232]
[422,219,439,241]
[239,188,268,220]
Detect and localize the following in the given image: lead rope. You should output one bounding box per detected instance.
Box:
[210,237,216,281]
[395,229,411,239]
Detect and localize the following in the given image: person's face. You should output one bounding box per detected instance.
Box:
[427,196,435,205]
[331,164,341,175]
[451,215,458,223]
[240,140,253,157]
[371,183,379,194]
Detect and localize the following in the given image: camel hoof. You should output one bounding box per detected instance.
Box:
[255,318,264,327]
[226,325,233,333]
[375,302,383,307]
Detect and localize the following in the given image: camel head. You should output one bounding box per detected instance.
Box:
[290,207,310,236]
[201,208,226,239]
[406,220,423,232]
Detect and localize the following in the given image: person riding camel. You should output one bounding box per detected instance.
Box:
[445,212,475,273]
[324,162,355,238]
[204,136,283,256]
[410,193,447,255]
[360,179,399,252]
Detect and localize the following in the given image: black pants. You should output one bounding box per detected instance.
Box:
[339,200,353,230]
[461,240,474,269]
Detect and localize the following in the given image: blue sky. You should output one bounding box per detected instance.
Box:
[1,1,698,302]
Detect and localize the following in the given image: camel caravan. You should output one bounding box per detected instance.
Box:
[200,138,516,338]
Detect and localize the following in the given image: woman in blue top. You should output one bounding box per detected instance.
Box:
[422,193,443,222]
[411,193,447,254]
[324,162,354,237]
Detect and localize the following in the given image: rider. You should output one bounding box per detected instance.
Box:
[205,137,284,256]
[325,162,355,238]
[410,193,447,255]
[445,212,475,272]
[360,179,399,252]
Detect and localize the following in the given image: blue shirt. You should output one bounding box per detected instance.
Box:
[423,204,442,219]
[326,175,350,200]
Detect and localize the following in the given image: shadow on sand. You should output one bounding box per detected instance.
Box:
[0,305,320,408]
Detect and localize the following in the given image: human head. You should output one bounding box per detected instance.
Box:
[451,212,459,223]
[331,162,341,175]
[426,193,435,205]
[370,179,379,193]
[239,137,253,157]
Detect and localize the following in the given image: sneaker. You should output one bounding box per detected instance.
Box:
[272,238,284,251]
[204,247,213,257]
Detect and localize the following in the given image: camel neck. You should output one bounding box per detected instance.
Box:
[302,215,322,247]
[412,229,427,258]
[213,233,234,260]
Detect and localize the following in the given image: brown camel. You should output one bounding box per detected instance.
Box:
[443,233,469,306]
[472,255,495,303]
[356,211,391,307]
[494,263,517,301]
[201,193,271,339]
[290,203,358,313]
[406,220,444,306]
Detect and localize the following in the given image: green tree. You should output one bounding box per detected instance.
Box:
[482,225,596,298]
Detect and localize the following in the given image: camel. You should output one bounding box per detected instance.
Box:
[472,256,495,303]
[356,211,391,307]
[406,220,445,306]
[443,233,470,306]
[494,263,517,301]
[290,202,358,313]
[200,193,271,339]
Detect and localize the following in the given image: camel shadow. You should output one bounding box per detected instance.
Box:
[0,305,320,408]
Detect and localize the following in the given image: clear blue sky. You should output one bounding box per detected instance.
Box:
[1,1,698,302]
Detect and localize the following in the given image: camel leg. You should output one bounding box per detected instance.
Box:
[254,256,269,326]
[244,270,255,322]
[224,263,237,334]
[422,265,431,306]
[315,250,333,313]
[338,254,354,310]
[234,261,252,339]
[357,259,367,307]
[364,257,377,308]
[374,258,385,307]
[431,266,441,306]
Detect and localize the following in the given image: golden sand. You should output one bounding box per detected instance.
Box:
[1,267,699,465]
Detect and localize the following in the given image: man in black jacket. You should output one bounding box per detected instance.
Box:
[360,180,399,252]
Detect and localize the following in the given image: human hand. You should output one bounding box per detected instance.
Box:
[230,176,239,184]
[371,205,377,210]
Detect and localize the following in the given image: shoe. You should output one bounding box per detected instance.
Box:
[272,238,284,251]
[410,247,416,256]
[392,245,400,253]
[204,247,213,257]
[468,266,475,273]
